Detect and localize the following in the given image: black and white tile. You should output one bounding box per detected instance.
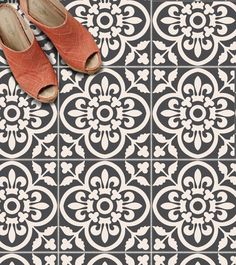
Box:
[0,69,58,159]
[60,253,151,265]
[0,0,235,264]
[60,0,151,66]
[0,254,57,265]
[153,67,235,159]
[153,254,236,265]
[153,160,236,252]
[153,1,236,66]
[59,160,150,251]
[0,161,58,251]
[59,68,151,159]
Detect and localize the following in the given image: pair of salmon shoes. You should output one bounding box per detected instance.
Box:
[0,0,102,103]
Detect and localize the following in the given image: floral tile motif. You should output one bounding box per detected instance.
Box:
[0,69,57,159]
[153,254,236,265]
[153,160,236,252]
[0,161,57,251]
[0,254,57,265]
[61,253,151,265]
[60,0,151,66]
[59,68,151,159]
[1,0,236,260]
[153,68,235,159]
[60,160,150,251]
[153,1,236,66]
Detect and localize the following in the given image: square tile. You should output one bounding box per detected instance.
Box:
[60,0,151,66]
[59,67,151,159]
[60,160,150,251]
[152,68,235,159]
[153,1,236,66]
[61,253,151,265]
[0,161,58,251]
[153,160,236,252]
[153,254,236,265]
[0,68,58,159]
[0,254,57,265]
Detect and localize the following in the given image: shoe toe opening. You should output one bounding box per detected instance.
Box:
[38,85,58,103]
[85,52,101,72]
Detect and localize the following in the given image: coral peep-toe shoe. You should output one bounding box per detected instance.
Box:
[0,4,58,103]
[20,0,102,74]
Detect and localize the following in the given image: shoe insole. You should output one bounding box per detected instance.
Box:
[86,53,100,71]
[0,7,31,51]
[39,85,57,101]
[27,0,65,27]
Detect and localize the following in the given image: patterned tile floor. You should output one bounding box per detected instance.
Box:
[0,0,235,264]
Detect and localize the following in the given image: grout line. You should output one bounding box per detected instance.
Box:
[57,51,60,264]
[0,251,235,254]
[234,70,236,159]
[0,158,234,161]
[1,65,236,69]
[59,65,236,69]
[2,65,228,69]
[150,0,153,263]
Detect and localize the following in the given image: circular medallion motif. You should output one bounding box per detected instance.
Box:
[60,161,149,251]
[0,162,57,251]
[153,69,234,158]
[153,161,236,251]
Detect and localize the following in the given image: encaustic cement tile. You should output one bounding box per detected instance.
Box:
[60,0,151,67]
[0,0,236,260]
[59,160,151,252]
[59,67,151,159]
[60,253,151,265]
[152,67,236,159]
[0,254,57,265]
[153,253,236,265]
[153,160,236,252]
[0,69,58,159]
[152,1,236,66]
[0,161,58,252]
